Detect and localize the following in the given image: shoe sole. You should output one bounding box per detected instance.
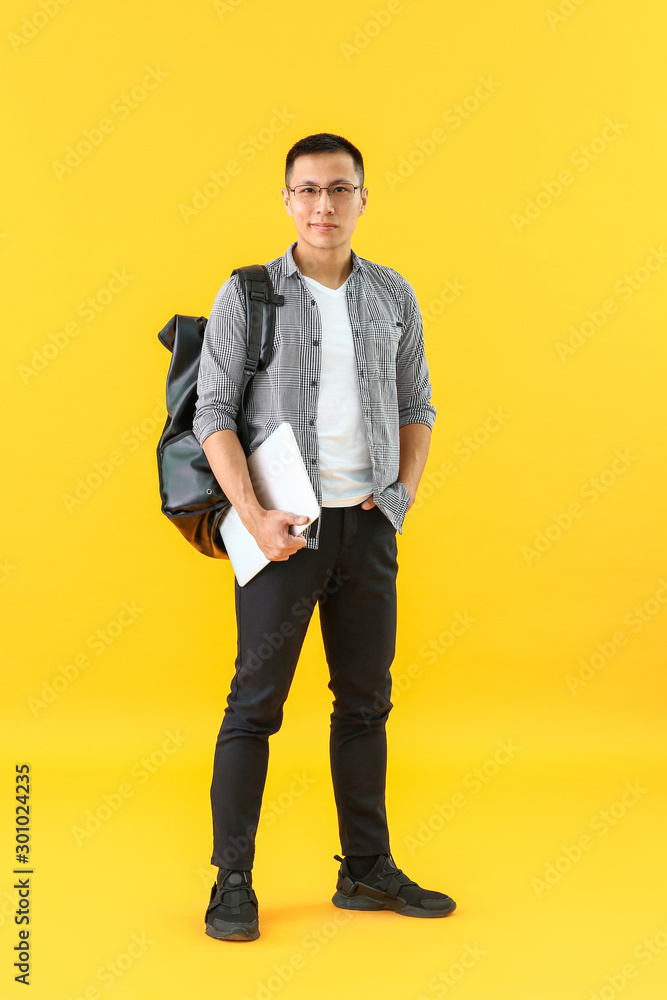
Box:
[205,920,260,941]
[331,890,456,918]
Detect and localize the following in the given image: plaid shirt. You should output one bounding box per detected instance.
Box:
[193,241,436,549]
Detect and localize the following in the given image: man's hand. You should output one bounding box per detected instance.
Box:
[361,424,431,517]
[249,509,309,561]
[201,429,310,561]
[361,483,415,513]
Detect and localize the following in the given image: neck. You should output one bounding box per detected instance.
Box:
[292,241,353,287]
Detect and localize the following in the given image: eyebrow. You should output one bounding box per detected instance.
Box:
[294,177,355,185]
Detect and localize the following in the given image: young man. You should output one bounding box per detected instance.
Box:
[193,132,456,941]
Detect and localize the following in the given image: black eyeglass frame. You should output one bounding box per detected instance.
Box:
[286,184,363,198]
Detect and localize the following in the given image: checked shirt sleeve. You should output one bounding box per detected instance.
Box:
[192,274,248,446]
[396,280,437,430]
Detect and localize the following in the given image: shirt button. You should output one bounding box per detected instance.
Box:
[312,339,320,346]
[310,379,317,386]
[309,418,315,426]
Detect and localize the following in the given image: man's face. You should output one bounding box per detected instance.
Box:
[281,152,367,252]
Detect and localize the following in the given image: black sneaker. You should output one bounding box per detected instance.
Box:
[331,853,456,918]
[205,869,259,941]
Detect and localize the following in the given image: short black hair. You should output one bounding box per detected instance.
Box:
[285,132,364,189]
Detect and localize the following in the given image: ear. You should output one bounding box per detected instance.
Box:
[281,188,293,217]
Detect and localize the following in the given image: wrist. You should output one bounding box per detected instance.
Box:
[239,501,266,536]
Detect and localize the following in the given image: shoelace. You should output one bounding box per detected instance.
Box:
[372,854,415,884]
[214,873,256,906]
[335,853,418,887]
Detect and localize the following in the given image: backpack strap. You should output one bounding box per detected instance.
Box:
[231,264,284,455]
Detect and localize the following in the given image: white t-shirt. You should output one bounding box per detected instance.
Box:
[302,274,374,507]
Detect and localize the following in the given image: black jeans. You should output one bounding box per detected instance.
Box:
[210,502,399,870]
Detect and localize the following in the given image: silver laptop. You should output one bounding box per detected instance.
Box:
[218,422,320,586]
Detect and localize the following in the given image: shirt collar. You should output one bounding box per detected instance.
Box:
[281,240,364,279]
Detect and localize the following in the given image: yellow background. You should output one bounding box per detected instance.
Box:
[2,1,666,997]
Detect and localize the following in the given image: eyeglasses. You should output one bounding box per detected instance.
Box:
[286,183,362,203]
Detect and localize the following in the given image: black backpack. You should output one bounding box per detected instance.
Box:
[156,264,284,559]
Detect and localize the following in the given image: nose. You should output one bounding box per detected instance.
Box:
[315,189,335,213]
